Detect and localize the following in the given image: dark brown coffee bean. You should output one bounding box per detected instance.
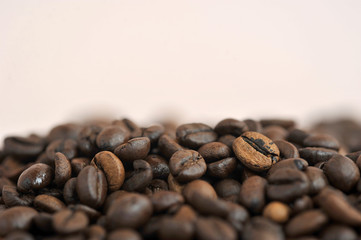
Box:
[71,157,90,176]
[187,191,230,218]
[0,156,30,181]
[158,134,183,159]
[207,157,237,179]
[33,212,54,233]
[4,135,45,158]
[123,160,153,192]
[169,150,207,183]
[260,119,295,129]
[291,195,314,215]
[119,118,143,138]
[198,142,231,163]
[144,179,169,195]
[304,167,328,195]
[183,179,217,201]
[53,209,89,234]
[303,133,340,150]
[54,152,72,187]
[150,191,184,213]
[158,216,194,240]
[176,123,217,149]
[91,151,125,192]
[225,202,249,232]
[0,177,14,193]
[214,118,248,137]
[63,177,78,204]
[215,179,241,202]
[108,229,142,240]
[168,173,185,194]
[145,154,169,179]
[86,225,106,240]
[114,137,151,162]
[47,123,81,141]
[2,185,33,207]
[323,154,360,192]
[299,147,337,165]
[242,217,285,240]
[37,187,63,199]
[217,135,236,149]
[95,126,129,151]
[103,190,127,213]
[346,150,361,162]
[267,168,309,202]
[233,131,280,171]
[320,224,358,240]
[263,125,288,141]
[77,125,102,156]
[5,231,35,240]
[268,158,308,176]
[76,166,107,208]
[143,125,165,145]
[239,176,267,214]
[244,119,263,132]
[68,204,101,221]
[263,201,291,223]
[316,187,361,226]
[33,194,65,213]
[17,163,53,193]
[46,139,77,160]
[106,193,153,229]
[195,217,237,240]
[287,128,310,146]
[0,206,38,236]
[274,140,300,159]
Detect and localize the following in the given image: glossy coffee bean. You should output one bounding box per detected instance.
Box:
[215,179,241,202]
[106,193,153,229]
[77,125,102,156]
[17,163,53,193]
[114,137,151,162]
[274,140,300,159]
[46,139,77,160]
[91,151,125,192]
[195,217,237,240]
[217,135,236,149]
[169,150,207,183]
[242,217,284,240]
[268,158,308,176]
[4,135,45,158]
[263,201,291,223]
[305,166,328,195]
[214,118,248,137]
[0,206,38,236]
[145,154,170,179]
[123,160,153,192]
[267,168,309,202]
[63,177,78,204]
[108,229,142,240]
[54,152,72,187]
[96,126,129,151]
[176,123,217,149]
[207,157,237,179]
[150,190,184,213]
[263,125,288,141]
[53,209,89,234]
[2,185,33,207]
[239,176,267,214]
[323,154,360,192]
[299,147,337,165]
[76,166,107,208]
[303,133,340,150]
[232,131,280,171]
[198,142,231,163]
[158,134,183,159]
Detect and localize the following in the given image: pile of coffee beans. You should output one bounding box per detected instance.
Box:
[1,118,361,240]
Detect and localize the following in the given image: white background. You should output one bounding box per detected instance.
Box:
[1,0,361,140]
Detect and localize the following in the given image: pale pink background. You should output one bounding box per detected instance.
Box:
[1,1,361,140]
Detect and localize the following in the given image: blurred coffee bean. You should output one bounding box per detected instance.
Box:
[207,157,237,179]
[183,179,217,201]
[346,150,361,162]
[33,212,53,234]
[54,152,72,187]
[305,166,328,195]
[77,125,102,156]
[299,147,337,165]
[108,229,142,240]
[63,178,78,204]
[214,118,248,137]
[239,176,267,214]
[263,201,291,223]
[52,209,89,235]
[268,158,308,176]
[215,179,241,202]
[225,202,249,232]
[102,190,127,213]
[243,119,262,132]
[123,160,153,192]
[2,185,33,207]
[145,154,169,179]
[168,174,185,194]
[95,126,130,151]
[46,139,77,160]
[158,134,183,159]
[5,231,35,240]
[144,179,169,195]
[118,118,142,138]
[0,156,30,181]
[263,125,288,141]
[71,157,90,176]
[320,224,358,240]
[303,133,340,150]
[114,137,150,162]
[0,206,38,236]
[68,204,101,222]
[158,216,194,240]
[17,163,53,193]
[176,123,217,149]
[143,125,165,145]
[242,217,285,240]
[4,135,45,158]
[195,217,237,240]
[260,119,295,129]
[33,194,65,213]
[287,128,310,146]
[47,123,81,141]
[217,135,236,149]
[150,191,184,213]
[198,142,231,163]
[274,140,300,159]
[86,225,106,240]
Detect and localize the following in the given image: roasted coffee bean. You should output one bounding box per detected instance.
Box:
[299,147,337,165]
[71,157,90,176]
[47,123,81,141]
[198,142,231,163]
[53,209,89,234]
[233,131,280,171]
[143,125,165,145]
[291,195,313,215]
[169,150,207,183]
[263,201,291,223]
[63,177,78,204]
[158,134,183,159]
[0,156,30,181]
[183,179,217,201]
[305,166,328,195]
[225,202,248,232]
[54,152,72,187]
[303,133,340,150]
[33,194,65,213]
[17,163,53,193]
[76,166,107,208]
[144,179,169,195]
[346,150,361,162]
[108,229,142,240]
[158,217,194,240]
[123,160,153,192]
[168,173,185,194]
[207,157,237,179]
[243,119,263,132]
[33,212,54,233]
[77,125,102,156]
[106,193,153,229]
[323,154,360,192]
[150,191,184,213]
[274,140,300,159]
[217,135,236,149]
[195,217,237,240]
[215,179,241,202]
[46,139,77,160]
[214,118,248,137]
[68,204,101,221]
[242,217,285,240]
[0,206,38,236]
[5,230,35,240]
[260,119,295,129]
[176,123,217,149]
[91,151,125,192]
[114,137,151,162]
[263,125,288,141]
[102,190,127,213]
[2,185,33,207]
[267,168,309,202]
[37,187,63,199]
[95,126,129,151]
[86,225,106,240]
[186,191,229,217]
[0,177,14,193]
[320,224,358,240]
[4,135,45,158]
[239,176,267,214]
[286,210,328,237]
[268,158,308,176]
[287,128,310,146]
[118,118,142,138]
[145,154,170,179]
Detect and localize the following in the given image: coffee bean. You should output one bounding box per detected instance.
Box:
[0,156,30,181]
[242,217,284,240]
[233,131,280,171]
[145,154,170,179]
[118,118,142,138]
[96,126,130,151]
[86,225,106,240]
[198,142,231,163]
[0,206,38,236]
[303,133,340,150]
[207,157,237,179]
[68,204,101,221]
[158,216,194,240]
[77,125,102,156]
[91,151,125,192]
[108,229,142,240]
[263,125,288,141]
[169,150,207,183]
[5,231,35,240]
[4,135,45,158]
[150,191,184,213]
[274,140,300,159]
[320,224,358,240]
[346,150,361,162]
[46,139,77,160]
[17,163,53,193]
[33,194,65,213]
[63,177,78,204]
[263,201,291,223]
[143,125,165,145]
[260,119,295,129]
[33,212,54,233]
[176,123,217,149]
[305,166,328,195]
[54,152,72,187]
[217,135,236,149]
[183,179,217,201]
[239,176,267,214]
[195,217,237,240]
[187,191,230,218]
[53,209,89,234]
[214,118,248,137]
[144,179,169,195]
[76,166,107,208]
[267,168,309,202]
[0,177,14,193]
[323,154,360,192]
[291,195,314,215]
[299,147,337,165]
[2,185,33,207]
[287,128,310,146]
[114,137,151,162]
[268,158,308,176]
[224,202,249,232]
[243,119,262,132]
[215,179,241,202]
[167,174,185,194]
[123,160,153,192]
[47,123,81,141]
[106,193,153,229]
[71,157,90,176]
[158,134,183,159]
[285,209,328,237]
